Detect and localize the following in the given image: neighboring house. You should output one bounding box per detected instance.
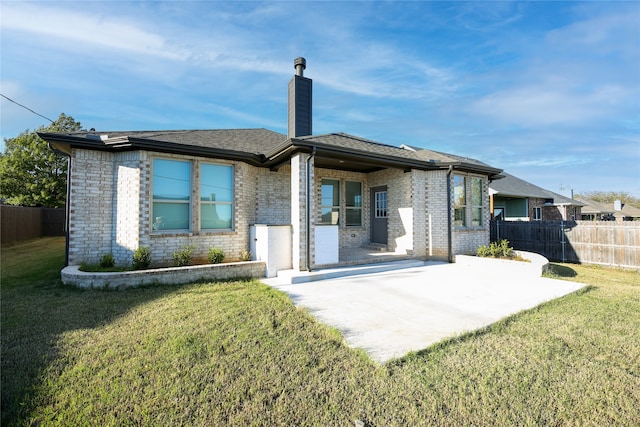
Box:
[577,198,640,221]
[575,198,616,221]
[39,58,502,276]
[489,173,582,221]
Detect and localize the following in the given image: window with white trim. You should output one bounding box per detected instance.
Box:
[533,207,542,221]
[200,163,233,229]
[375,191,388,218]
[152,159,191,230]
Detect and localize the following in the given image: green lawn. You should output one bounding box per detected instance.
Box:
[2,237,639,426]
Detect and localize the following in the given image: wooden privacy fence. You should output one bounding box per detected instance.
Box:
[490,220,640,268]
[1,205,65,244]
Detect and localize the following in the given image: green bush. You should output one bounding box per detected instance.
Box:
[173,244,194,267]
[476,245,491,257]
[208,247,225,264]
[100,253,115,268]
[132,247,151,270]
[239,249,252,261]
[477,239,514,258]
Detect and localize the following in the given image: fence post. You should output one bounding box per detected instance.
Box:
[561,219,565,263]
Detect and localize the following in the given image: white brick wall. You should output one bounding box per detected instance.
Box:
[256,165,291,224]
[67,146,491,271]
[368,168,413,253]
[68,149,274,267]
[452,173,491,255]
[313,168,369,250]
[68,149,115,264]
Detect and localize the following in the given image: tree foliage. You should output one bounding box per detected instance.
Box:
[0,113,83,208]
[576,191,640,208]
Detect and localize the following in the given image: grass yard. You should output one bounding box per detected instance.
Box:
[2,237,639,426]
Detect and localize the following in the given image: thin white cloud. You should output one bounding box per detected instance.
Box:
[1,3,186,60]
[468,82,628,127]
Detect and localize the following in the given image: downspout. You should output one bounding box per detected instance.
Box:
[305,147,316,271]
[48,143,71,267]
[446,165,454,263]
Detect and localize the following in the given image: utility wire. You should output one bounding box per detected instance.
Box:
[1,93,54,123]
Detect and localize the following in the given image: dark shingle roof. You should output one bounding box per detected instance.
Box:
[295,133,425,162]
[72,128,288,155]
[41,128,502,176]
[490,173,583,206]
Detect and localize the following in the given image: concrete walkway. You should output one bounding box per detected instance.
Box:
[263,261,585,363]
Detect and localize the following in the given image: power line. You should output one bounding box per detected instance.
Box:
[0,93,54,123]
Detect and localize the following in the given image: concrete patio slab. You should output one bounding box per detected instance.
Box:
[263,261,586,363]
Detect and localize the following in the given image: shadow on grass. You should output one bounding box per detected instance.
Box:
[388,284,596,368]
[0,239,191,426]
[545,263,578,278]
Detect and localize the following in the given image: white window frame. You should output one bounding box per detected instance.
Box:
[375,190,388,218]
[533,206,542,221]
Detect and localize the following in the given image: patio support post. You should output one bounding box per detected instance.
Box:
[447,165,454,263]
[291,152,313,271]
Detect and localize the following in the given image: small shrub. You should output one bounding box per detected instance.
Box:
[208,247,225,264]
[173,244,195,267]
[239,249,252,261]
[132,246,151,270]
[476,245,491,258]
[100,253,115,268]
[477,240,515,259]
[498,239,513,258]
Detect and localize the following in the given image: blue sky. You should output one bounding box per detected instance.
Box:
[2,1,639,197]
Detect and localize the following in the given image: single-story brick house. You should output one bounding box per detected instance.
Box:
[39,58,502,276]
[577,197,640,221]
[489,172,582,221]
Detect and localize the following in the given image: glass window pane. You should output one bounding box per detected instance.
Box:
[322,207,339,225]
[345,181,362,207]
[201,204,232,229]
[346,208,361,226]
[472,207,482,226]
[321,179,340,207]
[471,178,482,206]
[375,191,388,218]
[455,207,466,227]
[454,175,465,207]
[201,164,232,202]
[153,203,190,230]
[153,159,190,200]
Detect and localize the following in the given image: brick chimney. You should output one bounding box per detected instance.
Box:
[288,57,312,138]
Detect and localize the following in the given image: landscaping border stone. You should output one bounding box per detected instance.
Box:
[455,251,549,277]
[61,261,266,289]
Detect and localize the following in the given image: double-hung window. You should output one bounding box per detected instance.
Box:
[471,177,483,226]
[453,175,467,227]
[345,181,362,226]
[152,159,191,230]
[201,163,233,229]
[321,179,340,224]
[533,207,542,221]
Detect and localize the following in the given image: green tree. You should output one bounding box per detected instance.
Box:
[0,113,83,208]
